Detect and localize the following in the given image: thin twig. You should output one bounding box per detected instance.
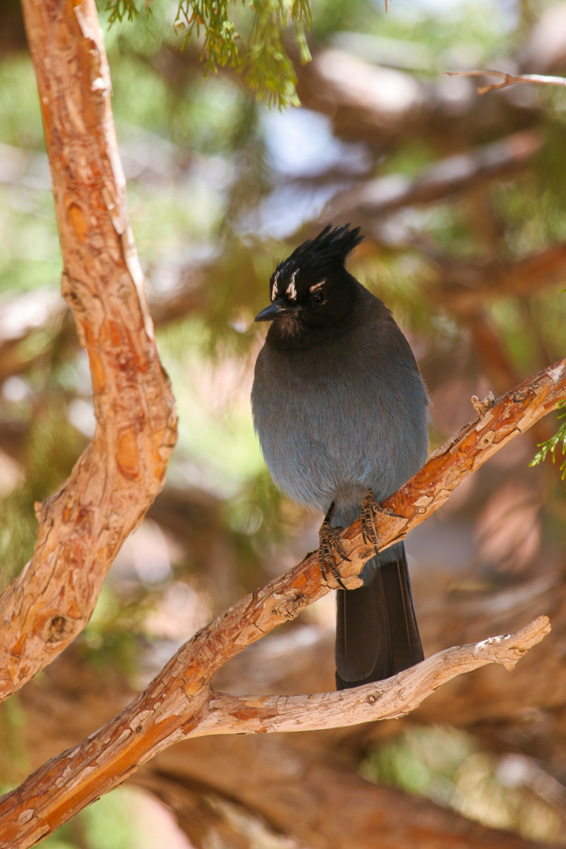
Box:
[446,69,566,96]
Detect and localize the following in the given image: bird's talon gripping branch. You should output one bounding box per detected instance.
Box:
[361,490,381,555]
[318,519,349,590]
[362,491,405,554]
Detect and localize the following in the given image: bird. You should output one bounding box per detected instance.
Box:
[251,223,428,689]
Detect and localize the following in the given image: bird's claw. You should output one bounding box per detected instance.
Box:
[361,491,381,556]
[318,520,349,590]
[361,491,403,556]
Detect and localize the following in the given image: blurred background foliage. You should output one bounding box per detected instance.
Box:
[1,0,566,846]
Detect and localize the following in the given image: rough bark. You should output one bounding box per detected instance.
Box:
[0,0,178,703]
[16,612,562,849]
[0,359,564,846]
[2,1,566,845]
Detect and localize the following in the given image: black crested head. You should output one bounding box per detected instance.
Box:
[271,223,364,303]
[254,224,366,341]
[276,223,364,287]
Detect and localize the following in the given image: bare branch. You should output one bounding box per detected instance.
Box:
[446,69,566,95]
[0,359,564,846]
[0,0,177,703]
[296,48,543,149]
[195,616,551,736]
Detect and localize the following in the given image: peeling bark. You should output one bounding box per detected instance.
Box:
[0,359,564,846]
[1,1,565,845]
[0,0,178,703]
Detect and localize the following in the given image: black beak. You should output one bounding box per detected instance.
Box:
[254,298,295,323]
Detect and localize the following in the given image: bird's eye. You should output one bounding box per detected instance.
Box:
[311,290,325,305]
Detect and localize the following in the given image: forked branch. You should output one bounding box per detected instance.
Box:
[3,0,566,841]
[0,359,564,847]
[195,616,551,736]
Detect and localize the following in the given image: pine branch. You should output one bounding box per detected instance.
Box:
[0,359,565,847]
[173,0,312,107]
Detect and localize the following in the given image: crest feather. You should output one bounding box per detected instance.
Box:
[287,223,364,269]
[269,224,364,301]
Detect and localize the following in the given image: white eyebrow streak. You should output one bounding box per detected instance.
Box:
[286,269,298,301]
[271,270,279,301]
[309,279,326,293]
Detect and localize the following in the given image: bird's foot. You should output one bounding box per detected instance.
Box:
[361,491,381,556]
[318,517,350,590]
[361,490,402,556]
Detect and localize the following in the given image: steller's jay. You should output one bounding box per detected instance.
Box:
[251,224,428,689]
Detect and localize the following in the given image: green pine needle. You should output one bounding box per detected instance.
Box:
[530,402,566,480]
[105,0,144,24]
[174,0,312,108]
[102,0,311,107]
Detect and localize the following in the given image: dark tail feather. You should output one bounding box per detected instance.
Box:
[335,541,423,690]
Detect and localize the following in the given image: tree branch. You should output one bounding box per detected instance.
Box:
[295,48,543,150]
[0,0,178,703]
[0,359,564,846]
[194,616,551,736]
[446,69,566,95]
